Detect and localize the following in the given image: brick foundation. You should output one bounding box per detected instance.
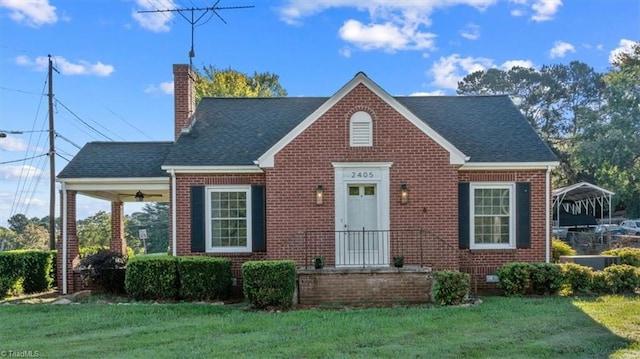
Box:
[297,267,432,305]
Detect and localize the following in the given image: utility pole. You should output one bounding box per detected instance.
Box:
[48,54,56,250]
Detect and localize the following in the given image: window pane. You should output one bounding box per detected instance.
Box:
[364,186,375,196]
[473,187,511,245]
[349,186,359,196]
[209,190,248,248]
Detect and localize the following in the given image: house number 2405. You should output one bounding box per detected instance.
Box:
[351,171,374,178]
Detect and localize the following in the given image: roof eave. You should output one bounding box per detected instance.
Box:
[161,165,264,174]
[459,161,560,171]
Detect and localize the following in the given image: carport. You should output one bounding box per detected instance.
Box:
[552,182,615,226]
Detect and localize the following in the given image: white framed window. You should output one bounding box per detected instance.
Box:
[206,185,252,253]
[349,111,372,147]
[470,183,515,249]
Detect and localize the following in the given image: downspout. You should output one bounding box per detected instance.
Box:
[545,165,552,263]
[171,169,177,257]
[61,182,68,294]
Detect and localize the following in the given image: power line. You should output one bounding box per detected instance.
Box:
[54,99,114,141]
[0,153,48,165]
[0,86,46,96]
[107,108,155,140]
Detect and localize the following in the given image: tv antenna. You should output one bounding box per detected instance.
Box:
[137,1,254,67]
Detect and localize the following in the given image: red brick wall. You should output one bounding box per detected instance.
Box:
[458,170,549,290]
[57,190,79,294]
[110,201,126,255]
[266,84,460,270]
[173,64,195,141]
[298,269,432,305]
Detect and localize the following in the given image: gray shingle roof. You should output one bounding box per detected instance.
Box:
[162,95,557,167]
[163,97,327,166]
[396,95,557,162]
[58,141,174,178]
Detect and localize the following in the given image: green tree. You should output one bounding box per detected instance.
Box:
[7,214,30,235]
[0,226,19,251]
[18,223,49,250]
[457,62,605,186]
[194,65,287,102]
[126,203,169,254]
[574,42,640,216]
[77,211,111,247]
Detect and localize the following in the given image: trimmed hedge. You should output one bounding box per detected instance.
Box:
[0,250,55,299]
[496,262,532,296]
[432,270,470,305]
[602,264,640,293]
[560,263,592,294]
[125,256,179,300]
[177,257,232,301]
[530,263,563,295]
[79,246,135,260]
[242,260,296,309]
[125,256,233,301]
[601,247,640,267]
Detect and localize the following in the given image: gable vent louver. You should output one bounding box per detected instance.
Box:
[350,111,373,147]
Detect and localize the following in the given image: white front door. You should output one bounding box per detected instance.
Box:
[333,163,392,267]
[343,184,384,265]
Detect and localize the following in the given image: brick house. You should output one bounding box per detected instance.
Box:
[57,64,558,301]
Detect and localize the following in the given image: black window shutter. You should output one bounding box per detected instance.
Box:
[190,186,206,252]
[516,182,531,249]
[251,185,266,252]
[458,183,470,249]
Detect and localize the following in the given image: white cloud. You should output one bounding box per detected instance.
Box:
[459,23,480,40]
[429,55,536,90]
[145,81,174,95]
[338,19,436,52]
[339,46,352,58]
[501,59,534,69]
[0,165,44,180]
[549,41,575,58]
[0,0,57,27]
[0,136,28,152]
[15,56,115,77]
[132,0,175,33]
[430,54,494,89]
[278,0,496,53]
[410,90,446,96]
[531,0,562,22]
[609,39,638,64]
[508,0,562,22]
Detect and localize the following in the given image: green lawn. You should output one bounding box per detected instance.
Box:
[1,295,638,358]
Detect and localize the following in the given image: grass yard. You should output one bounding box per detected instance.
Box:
[0,295,638,358]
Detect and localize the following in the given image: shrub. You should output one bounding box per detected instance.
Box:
[18,250,54,293]
[0,252,23,299]
[601,248,640,267]
[551,239,576,263]
[603,264,640,293]
[177,257,232,301]
[242,260,296,309]
[432,270,470,305]
[77,250,127,294]
[496,262,533,296]
[125,256,178,300]
[529,263,563,295]
[560,263,592,294]
[79,246,135,260]
[0,250,55,299]
[591,271,611,294]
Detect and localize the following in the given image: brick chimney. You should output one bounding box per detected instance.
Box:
[173,64,196,141]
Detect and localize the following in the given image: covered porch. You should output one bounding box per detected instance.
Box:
[56,142,173,294]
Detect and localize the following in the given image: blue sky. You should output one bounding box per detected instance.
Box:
[0,0,638,228]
